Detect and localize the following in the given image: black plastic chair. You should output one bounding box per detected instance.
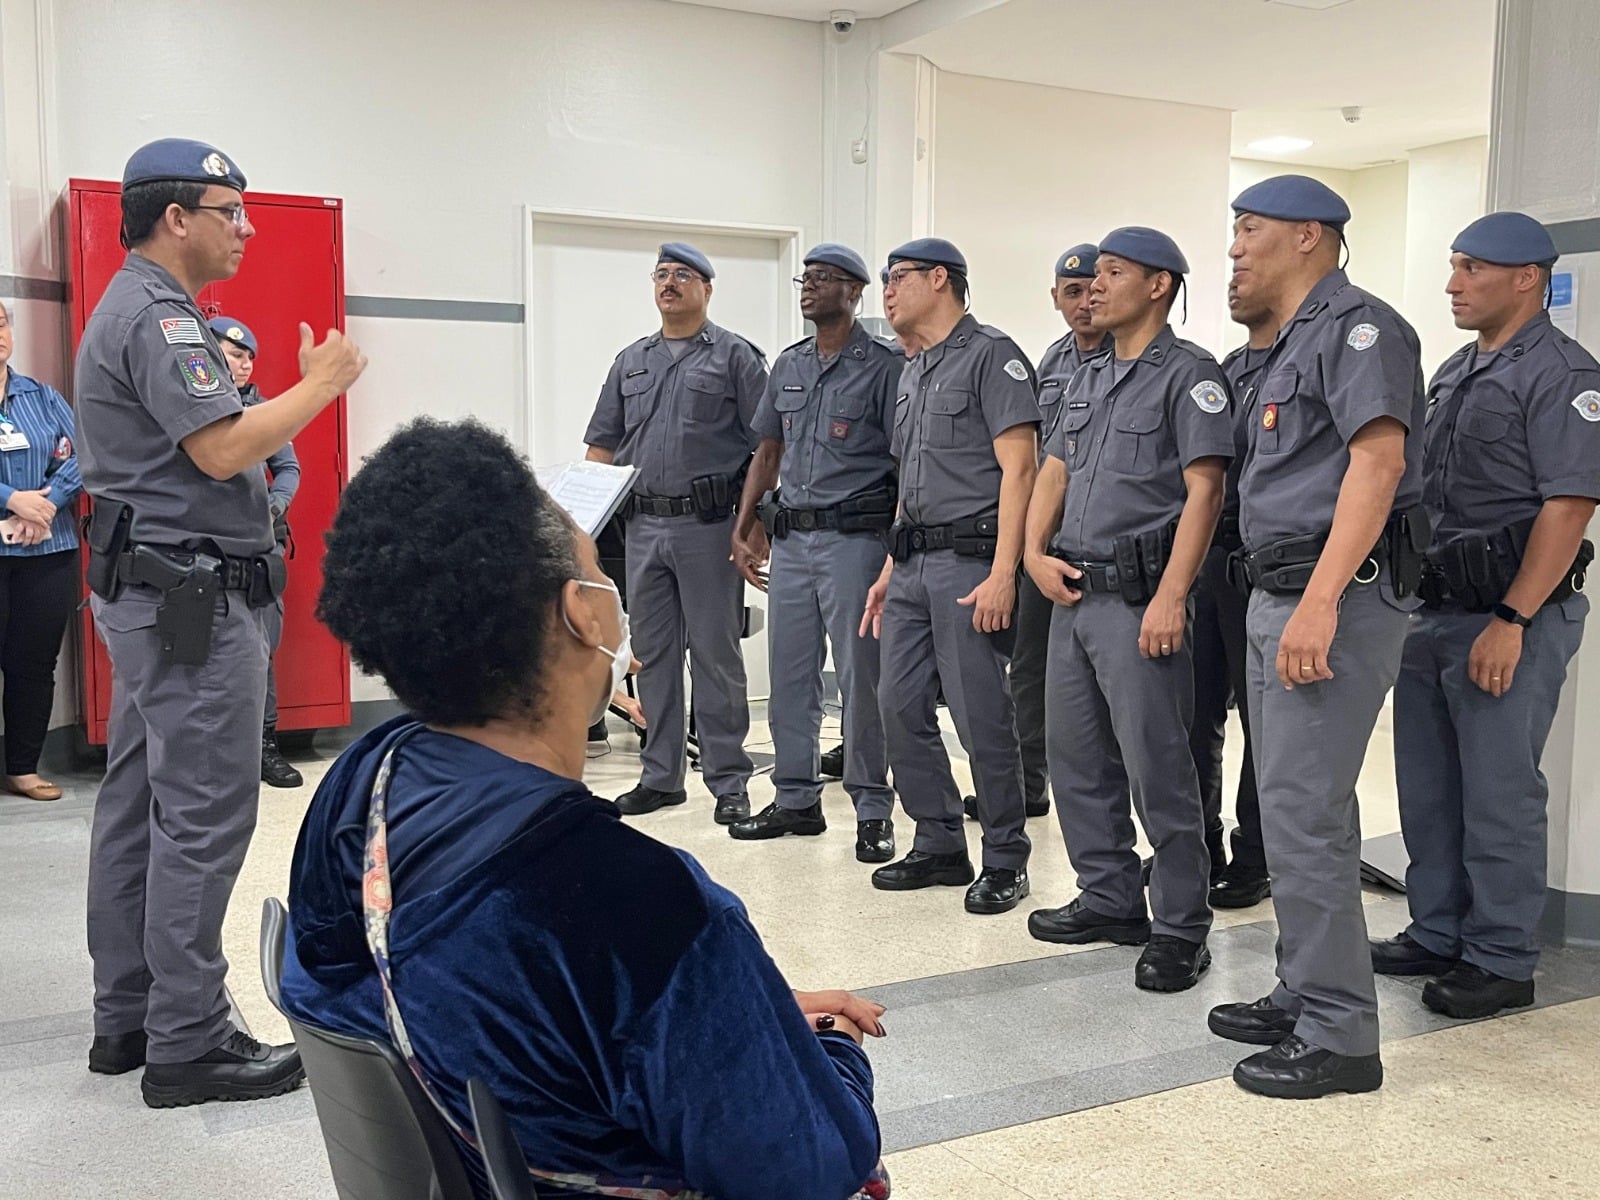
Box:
[260,898,476,1200]
[467,1079,538,1200]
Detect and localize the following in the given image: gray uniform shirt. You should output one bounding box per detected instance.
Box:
[1046,325,1235,559]
[751,321,899,508]
[1238,269,1426,549]
[892,313,1041,527]
[583,320,767,496]
[1036,331,1114,456]
[74,254,272,556]
[1220,343,1274,527]
[1422,311,1600,547]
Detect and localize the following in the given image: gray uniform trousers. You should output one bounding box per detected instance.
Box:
[626,511,753,797]
[1248,576,1409,1058]
[262,597,284,728]
[1045,591,1213,941]
[1394,597,1587,980]
[879,550,1029,869]
[1009,573,1053,809]
[86,590,269,1061]
[767,528,894,819]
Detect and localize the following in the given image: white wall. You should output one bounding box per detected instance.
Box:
[1404,136,1490,375]
[933,72,1232,364]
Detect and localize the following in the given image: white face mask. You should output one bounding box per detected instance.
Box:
[565,580,631,726]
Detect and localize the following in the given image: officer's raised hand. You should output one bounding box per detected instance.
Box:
[298,323,367,397]
[1024,550,1082,607]
[958,568,1016,634]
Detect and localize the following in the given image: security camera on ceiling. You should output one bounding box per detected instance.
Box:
[1342,106,1363,124]
[830,10,857,34]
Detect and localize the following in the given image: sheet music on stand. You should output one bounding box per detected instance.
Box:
[538,460,637,537]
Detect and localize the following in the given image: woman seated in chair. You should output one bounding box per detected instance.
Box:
[281,419,887,1200]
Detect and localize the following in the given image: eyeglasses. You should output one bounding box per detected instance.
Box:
[651,267,704,285]
[792,270,853,289]
[883,265,935,289]
[186,204,249,229]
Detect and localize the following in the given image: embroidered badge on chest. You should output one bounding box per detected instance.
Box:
[1190,380,1227,414]
[1572,390,1600,422]
[830,419,851,440]
[1346,323,1380,352]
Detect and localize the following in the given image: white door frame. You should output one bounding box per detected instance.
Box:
[521,205,806,461]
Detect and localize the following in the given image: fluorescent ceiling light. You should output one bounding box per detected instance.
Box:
[1266,0,1354,10]
[1247,136,1313,154]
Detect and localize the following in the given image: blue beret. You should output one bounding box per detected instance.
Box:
[887,237,967,275]
[1099,227,1189,275]
[1054,243,1099,279]
[208,316,258,356]
[803,242,871,284]
[657,242,714,281]
[1231,174,1351,229]
[1452,211,1559,268]
[122,138,247,192]
[880,266,890,286]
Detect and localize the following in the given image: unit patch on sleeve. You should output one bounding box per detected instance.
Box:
[1346,323,1381,352]
[1190,380,1228,414]
[1003,359,1029,381]
[175,348,224,396]
[160,317,205,345]
[1572,390,1600,422]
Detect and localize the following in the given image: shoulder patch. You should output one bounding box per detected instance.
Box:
[175,348,224,397]
[1347,323,1381,352]
[1571,391,1600,422]
[1003,359,1029,382]
[159,316,204,345]
[1190,380,1228,414]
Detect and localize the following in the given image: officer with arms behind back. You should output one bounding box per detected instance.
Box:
[584,244,767,826]
[1207,175,1427,1100]
[76,139,365,1107]
[1373,213,1600,1020]
[209,316,304,789]
[860,238,1039,915]
[1023,229,1232,993]
[727,244,900,862]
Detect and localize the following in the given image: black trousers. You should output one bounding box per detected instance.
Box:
[0,549,79,775]
[1010,571,1052,808]
[1190,545,1265,871]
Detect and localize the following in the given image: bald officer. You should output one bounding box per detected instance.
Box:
[77,139,365,1107]
[1206,176,1427,1099]
[1374,213,1599,1020]
[1024,229,1232,992]
[996,243,1113,823]
[860,238,1039,915]
[728,244,900,862]
[584,243,767,825]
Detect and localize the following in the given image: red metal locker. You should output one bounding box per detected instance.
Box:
[65,180,352,743]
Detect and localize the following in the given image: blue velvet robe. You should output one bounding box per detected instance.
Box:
[281,717,880,1200]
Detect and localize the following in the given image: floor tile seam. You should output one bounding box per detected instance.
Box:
[929,1143,1046,1200]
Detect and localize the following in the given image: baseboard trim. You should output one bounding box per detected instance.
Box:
[1542,888,1600,947]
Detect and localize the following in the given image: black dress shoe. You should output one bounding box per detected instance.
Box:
[1370,931,1457,977]
[819,743,845,779]
[1134,934,1212,992]
[965,868,1029,915]
[729,801,826,840]
[1026,897,1151,946]
[1422,962,1535,1020]
[963,794,1050,819]
[614,783,688,816]
[713,793,751,825]
[89,1030,148,1075]
[855,820,895,863]
[1210,865,1272,909]
[141,1029,306,1108]
[1208,996,1297,1045]
[1232,1035,1383,1100]
[871,849,975,891]
[260,726,304,789]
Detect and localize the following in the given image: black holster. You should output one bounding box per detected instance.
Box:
[85,500,135,602]
[1384,504,1431,599]
[835,484,897,534]
[690,468,744,523]
[1107,519,1177,606]
[123,545,221,668]
[1422,515,1593,612]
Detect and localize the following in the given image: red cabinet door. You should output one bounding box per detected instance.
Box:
[66,181,352,742]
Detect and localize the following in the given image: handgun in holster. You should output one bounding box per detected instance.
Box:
[886,520,912,562]
[124,545,219,667]
[1383,505,1431,599]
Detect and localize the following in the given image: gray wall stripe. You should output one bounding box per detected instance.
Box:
[1547,218,1600,257]
[346,295,524,323]
[1542,886,1600,946]
[0,275,66,303]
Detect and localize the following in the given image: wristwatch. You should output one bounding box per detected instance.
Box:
[1492,602,1532,629]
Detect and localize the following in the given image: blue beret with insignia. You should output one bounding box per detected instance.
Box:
[657,242,714,281]
[1231,174,1351,229]
[803,242,872,284]
[1054,243,1099,279]
[1100,227,1189,276]
[122,138,247,192]
[887,237,968,275]
[208,316,258,356]
[1452,211,1559,268]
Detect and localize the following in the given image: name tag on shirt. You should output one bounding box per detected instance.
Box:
[0,425,31,452]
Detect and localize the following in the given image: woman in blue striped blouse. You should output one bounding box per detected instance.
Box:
[0,300,82,801]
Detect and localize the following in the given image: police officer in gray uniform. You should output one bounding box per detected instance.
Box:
[1374,213,1600,1021]
[1024,228,1232,992]
[1206,176,1427,1100]
[860,238,1039,915]
[727,244,900,861]
[987,243,1112,825]
[584,243,767,825]
[77,139,365,1107]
